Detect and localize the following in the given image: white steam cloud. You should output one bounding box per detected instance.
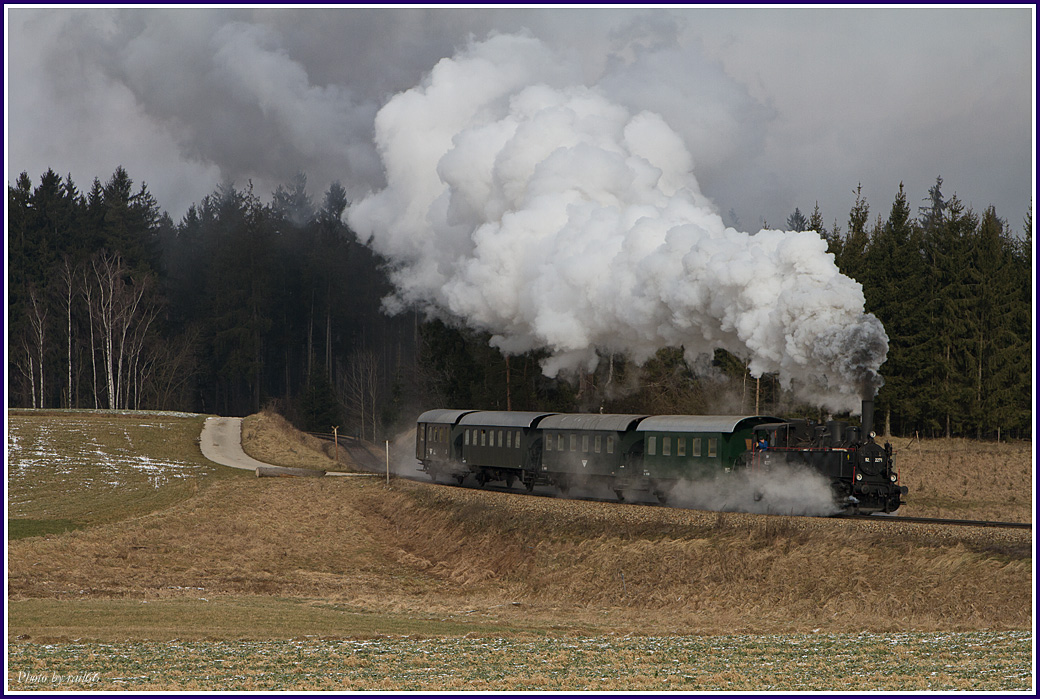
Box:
[348,33,887,414]
[665,463,842,517]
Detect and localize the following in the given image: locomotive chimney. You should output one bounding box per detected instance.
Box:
[861,394,875,439]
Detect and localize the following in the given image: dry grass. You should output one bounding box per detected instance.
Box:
[240,410,357,471]
[8,469,1032,636]
[892,437,1033,522]
[6,411,1034,690]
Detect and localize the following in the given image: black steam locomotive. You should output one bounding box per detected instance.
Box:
[415,399,907,514]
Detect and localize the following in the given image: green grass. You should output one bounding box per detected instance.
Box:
[7,410,244,539]
[6,631,1032,691]
[6,597,565,642]
[7,518,82,540]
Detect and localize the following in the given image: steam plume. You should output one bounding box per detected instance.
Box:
[348,33,887,413]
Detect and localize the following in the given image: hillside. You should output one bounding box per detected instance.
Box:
[6,411,1033,641]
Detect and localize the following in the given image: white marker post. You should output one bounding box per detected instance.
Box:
[385,440,390,486]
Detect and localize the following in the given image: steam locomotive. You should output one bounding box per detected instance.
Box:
[415,398,907,514]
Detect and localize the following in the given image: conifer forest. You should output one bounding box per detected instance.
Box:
[7,168,1033,441]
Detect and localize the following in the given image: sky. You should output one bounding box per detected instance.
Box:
[4,5,1035,235]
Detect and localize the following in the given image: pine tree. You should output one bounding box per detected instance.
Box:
[837,184,870,281]
[921,194,977,437]
[786,207,808,232]
[807,202,827,238]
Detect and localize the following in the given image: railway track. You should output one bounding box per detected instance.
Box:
[840,513,1032,530]
[434,477,1035,532]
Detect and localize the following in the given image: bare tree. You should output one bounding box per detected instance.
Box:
[147,328,200,410]
[57,256,77,408]
[84,252,157,410]
[24,287,48,408]
[80,266,101,408]
[340,350,380,441]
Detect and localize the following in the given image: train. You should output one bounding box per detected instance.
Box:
[414,397,907,514]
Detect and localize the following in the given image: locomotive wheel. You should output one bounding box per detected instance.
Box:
[524,479,535,492]
[476,471,488,487]
[654,490,668,505]
[455,474,466,485]
[614,489,625,502]
[504,475,515,489]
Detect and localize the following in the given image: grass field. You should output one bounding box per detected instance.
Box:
[7,631,1032,691]
[7,410,242,539]
[6,409,1035,691]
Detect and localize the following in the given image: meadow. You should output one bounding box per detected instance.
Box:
[6,410,1034,691]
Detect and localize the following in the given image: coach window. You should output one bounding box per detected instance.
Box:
[557,434,564,451]
[663,437,671,456]
[677,437,686,457]
[498,430,504,447]
[692,437,702,457]
[708,437,718,458]
[582,435,589,453]
[516,431,522,447]
[607,436,614,454]
[546,433,553,451]
[480,430,487,447]
[648,436,656,456]
[569,434,577,452]
[465,429,470,446]
[595,435,602,453]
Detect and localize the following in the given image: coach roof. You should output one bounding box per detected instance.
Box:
[416,409,479,425]
[637,415,783,433]
[538,413,648,432]
[458,411,556,428]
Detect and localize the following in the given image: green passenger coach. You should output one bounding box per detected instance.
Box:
[539,413,647,497]
[635,415,783,501]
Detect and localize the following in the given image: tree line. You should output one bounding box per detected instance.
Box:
[7,168,1033,440]
[791,178,1032,439]
[7,167,416,437]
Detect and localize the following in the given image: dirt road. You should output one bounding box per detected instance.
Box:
[199,417,277,471]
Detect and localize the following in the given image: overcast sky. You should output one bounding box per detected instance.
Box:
[5,5,1035,235]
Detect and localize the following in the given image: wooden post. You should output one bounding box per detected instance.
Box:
[385,440,390,486]
[505,355,512,411]
[332,425,339,464]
